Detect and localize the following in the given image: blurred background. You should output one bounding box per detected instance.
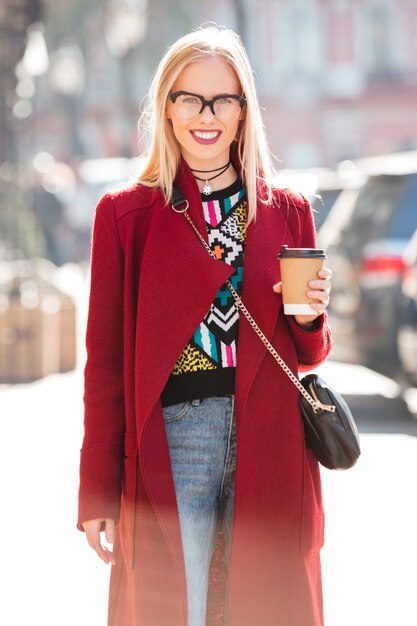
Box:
[1,0,417,381]
[1,1,417,626]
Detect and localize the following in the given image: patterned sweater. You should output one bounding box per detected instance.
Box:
[161,177,247,406]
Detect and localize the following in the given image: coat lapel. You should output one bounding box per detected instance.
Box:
[235,190,290,415]
[134,166,234,425]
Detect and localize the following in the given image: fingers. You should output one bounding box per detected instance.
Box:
[306,291,330,315]
[306,301,328,316]
[105,518,115,545]
[308,268,333,293]
[307,267,332,313]
[83,519,116,565]
[272,282,282,293]
[307,287,330,307]
[318,267,333,280]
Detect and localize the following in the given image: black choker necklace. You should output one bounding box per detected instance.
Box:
[190,161,231,195]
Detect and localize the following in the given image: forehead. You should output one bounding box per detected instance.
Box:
[172,56,241,96]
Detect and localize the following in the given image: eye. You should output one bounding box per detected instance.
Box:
[181,95,200,105]
[216,97,230,105]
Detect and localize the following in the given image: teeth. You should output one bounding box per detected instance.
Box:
[193,131,219,140]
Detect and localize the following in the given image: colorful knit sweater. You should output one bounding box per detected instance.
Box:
[161,177,247,406]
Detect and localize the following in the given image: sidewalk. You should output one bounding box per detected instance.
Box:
[317,359,417,626]
[2,365,416,626]
[321,434,417,626]
[0,368,109,626]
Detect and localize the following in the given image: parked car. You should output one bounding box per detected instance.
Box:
[310,186,342,231]
[274,166,361,235]
[397,229,417,386]
[321,152,417,374]
[309,165,364,233]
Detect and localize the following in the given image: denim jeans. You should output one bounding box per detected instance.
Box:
[162,395,236,626]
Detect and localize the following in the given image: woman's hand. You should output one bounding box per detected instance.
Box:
[273,267,333,329]
[82,518,116,565]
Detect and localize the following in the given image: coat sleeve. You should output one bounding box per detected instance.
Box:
[285,194,333,372]
[77,193,125,530]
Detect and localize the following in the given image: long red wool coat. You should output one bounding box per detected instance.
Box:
[78,158,332,626]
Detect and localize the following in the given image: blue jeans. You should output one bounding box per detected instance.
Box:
[162,396,236,626]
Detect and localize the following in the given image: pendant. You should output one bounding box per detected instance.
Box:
[202,180,212,195]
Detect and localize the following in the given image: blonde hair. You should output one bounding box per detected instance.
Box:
[138,26,277,223]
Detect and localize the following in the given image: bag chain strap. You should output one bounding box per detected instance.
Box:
[179,207,335,414]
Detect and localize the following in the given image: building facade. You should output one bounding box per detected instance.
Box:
[242,0,417,167]
[19,0,417,169]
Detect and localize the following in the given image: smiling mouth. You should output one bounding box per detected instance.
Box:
[191,130,221,142]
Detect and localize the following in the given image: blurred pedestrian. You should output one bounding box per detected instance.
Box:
[31,178,65,265]
[78,26,333,626]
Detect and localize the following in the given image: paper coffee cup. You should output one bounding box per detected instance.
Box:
[278,245,326,315]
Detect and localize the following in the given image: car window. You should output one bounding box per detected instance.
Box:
[386,173,417,238]
[311,189,342,230]
[342,175,409,253]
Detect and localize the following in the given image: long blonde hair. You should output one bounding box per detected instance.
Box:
[138,26,277,223]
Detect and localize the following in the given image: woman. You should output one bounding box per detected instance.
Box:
[78,26,333,626]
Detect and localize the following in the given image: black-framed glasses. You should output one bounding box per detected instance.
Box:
[169,91,246,122]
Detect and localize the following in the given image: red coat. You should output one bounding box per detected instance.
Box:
[78,159,332,626]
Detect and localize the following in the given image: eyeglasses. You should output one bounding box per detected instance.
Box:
[169,91,246,122]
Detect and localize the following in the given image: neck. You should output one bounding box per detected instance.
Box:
[182,154,239,194]
[196,166,238,194]
[189,161,230,174]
